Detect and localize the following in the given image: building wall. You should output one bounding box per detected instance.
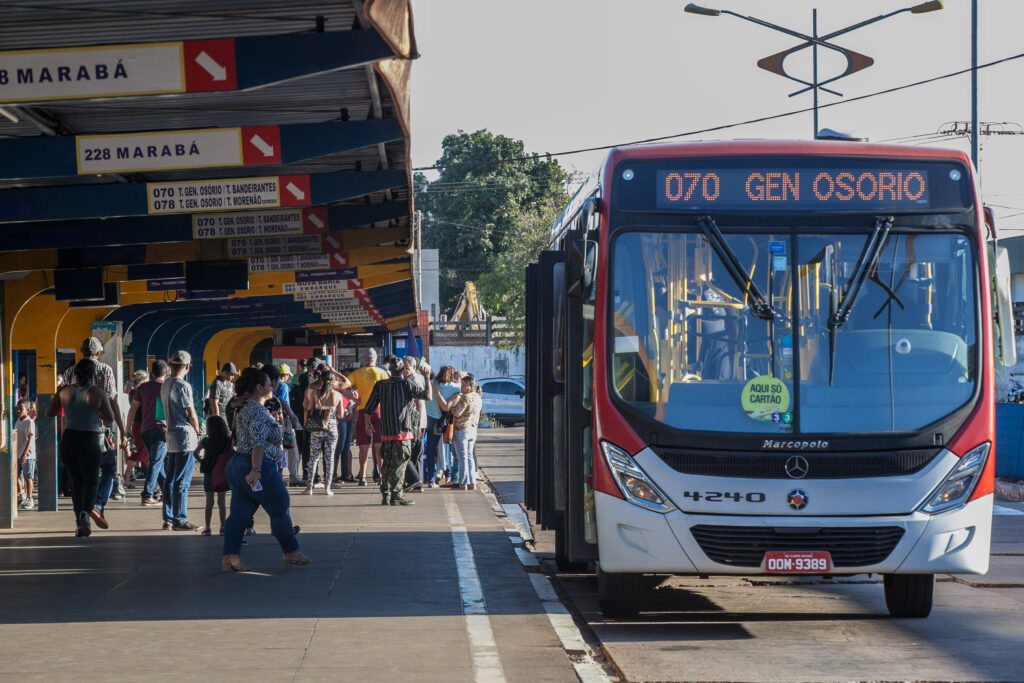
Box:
[421,248,440,320]
[428,345,524,379]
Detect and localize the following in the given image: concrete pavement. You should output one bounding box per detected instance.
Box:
[0,451,583,682]
[478,427,1024,683]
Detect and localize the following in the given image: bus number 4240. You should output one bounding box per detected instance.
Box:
[682,491,765,503]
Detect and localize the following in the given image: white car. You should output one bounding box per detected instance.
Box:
[478,377,526,426]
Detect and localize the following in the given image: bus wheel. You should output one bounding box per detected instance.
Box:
[555,527,588,572]
[597,566,643,619]
[883,574,934,618]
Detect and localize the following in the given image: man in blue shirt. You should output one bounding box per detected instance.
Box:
[272,364,304,483]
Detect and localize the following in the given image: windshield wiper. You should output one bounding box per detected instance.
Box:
[697,216,775,321]
[827,216,894,384]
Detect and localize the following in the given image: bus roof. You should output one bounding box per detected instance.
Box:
[604,139,973,171]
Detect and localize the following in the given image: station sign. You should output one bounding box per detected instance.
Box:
[77,125,281,174]
[307,302,372,312]
[282,279,362,294]
[0,39,236,104]
[192,206,327,239]
[228,234,321,258]
[294,268,357,283]
[292,289,366,302]
[146,277,186,291]
[248,254,330,273]
[147,174,310,215]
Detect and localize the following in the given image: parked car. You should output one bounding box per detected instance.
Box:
[478,377,526,426]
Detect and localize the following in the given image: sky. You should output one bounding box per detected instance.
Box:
[409,0,1024,233]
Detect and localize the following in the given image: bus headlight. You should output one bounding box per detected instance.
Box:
[920,443,990,515]
[600,441,675,514]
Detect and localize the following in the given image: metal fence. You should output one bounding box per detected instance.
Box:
[429,319,519,346]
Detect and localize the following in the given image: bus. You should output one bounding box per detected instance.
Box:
[525,140,1016,619]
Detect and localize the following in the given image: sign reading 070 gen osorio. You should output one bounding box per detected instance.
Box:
[147,175,310,214]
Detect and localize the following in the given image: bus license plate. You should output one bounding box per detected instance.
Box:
[764,551,831,573]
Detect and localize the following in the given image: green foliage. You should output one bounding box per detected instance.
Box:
[417,130,570,320]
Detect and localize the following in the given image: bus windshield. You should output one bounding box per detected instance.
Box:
[610,228,977,434]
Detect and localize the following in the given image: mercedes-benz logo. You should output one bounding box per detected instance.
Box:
[784,455,809,479]
[787,489,809,510]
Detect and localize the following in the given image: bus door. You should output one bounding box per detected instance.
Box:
[562,234,598,566]
[525,252,566,535]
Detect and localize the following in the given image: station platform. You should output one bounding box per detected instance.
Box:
[0,431,580,682]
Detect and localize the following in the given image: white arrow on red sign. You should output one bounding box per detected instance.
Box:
[195,51,228,81]
[249,134,275,157]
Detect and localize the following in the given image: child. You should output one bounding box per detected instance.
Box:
[197,415,231,536]
[16,400,36,510]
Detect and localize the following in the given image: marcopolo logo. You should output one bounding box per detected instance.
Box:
[762,439,829,450]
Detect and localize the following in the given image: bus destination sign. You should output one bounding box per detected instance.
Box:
[656,168,932,211]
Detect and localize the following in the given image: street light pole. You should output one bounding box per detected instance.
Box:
[971,0,979,168]
[685,2,944,138]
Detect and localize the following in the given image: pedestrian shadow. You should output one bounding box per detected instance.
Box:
[0,530,544,623]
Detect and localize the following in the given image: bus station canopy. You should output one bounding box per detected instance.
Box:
[0,0,418,388]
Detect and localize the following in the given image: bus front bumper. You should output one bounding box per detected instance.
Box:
[594,490,992,575]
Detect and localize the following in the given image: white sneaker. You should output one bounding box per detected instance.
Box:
[313,482,324,488]
[20,498,34,510]
[324,488,334,496]
[304,487,314,495]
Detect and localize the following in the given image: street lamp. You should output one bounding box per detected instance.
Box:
[685,2,944,138]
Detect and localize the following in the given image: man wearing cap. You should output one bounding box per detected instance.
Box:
[160,350,201,531]
[363,356,433,506]
[348,349,389,486]
[60,336,129,531]
[208,362,238,418]
[273,364,305,484]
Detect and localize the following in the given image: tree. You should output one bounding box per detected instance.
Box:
[417,130,570,316]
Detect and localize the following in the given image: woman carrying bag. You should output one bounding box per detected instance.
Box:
[303,367,343,495]
[222,367,310,572]
[427,365,461,487]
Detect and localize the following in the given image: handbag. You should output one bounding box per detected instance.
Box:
[282,415,296,449]
[434,410,452,436]
[210,445,231,492]
[304,395,330,432]
[443,416,455,445]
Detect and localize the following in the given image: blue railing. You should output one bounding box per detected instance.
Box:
[995,403,1024,479]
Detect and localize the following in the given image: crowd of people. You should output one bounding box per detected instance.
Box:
[28,336,484,571]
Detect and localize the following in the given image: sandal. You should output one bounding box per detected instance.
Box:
[283,551,312,567]
[201,527,212,537]
[221,555,249,572]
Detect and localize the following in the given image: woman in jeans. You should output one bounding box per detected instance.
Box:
[304,366,342,495]
[426,365,461,486]
[222,368,310,572]
[46,360,116,537]
[441,374,482,491]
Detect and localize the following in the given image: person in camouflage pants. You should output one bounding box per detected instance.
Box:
[363,356,432,506]
[379,439,413,504]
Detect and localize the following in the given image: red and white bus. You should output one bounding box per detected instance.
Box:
[525,140,1015,618]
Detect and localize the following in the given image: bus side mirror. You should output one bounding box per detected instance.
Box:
[579,197,601,295]
[993,245,1017,367]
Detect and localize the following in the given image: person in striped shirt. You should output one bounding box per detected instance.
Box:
[362,357,433,506]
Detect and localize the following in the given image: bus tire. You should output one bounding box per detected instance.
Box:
[555,527,588,572]
[597,566,643,619]
[883,574,934,618]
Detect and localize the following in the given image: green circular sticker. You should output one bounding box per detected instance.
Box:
[741,376,791,422]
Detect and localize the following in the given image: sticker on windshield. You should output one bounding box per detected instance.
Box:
[741,376,791,422]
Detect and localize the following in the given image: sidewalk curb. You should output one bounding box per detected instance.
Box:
[996,478,1024,502]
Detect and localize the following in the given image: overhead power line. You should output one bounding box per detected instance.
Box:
[414,51,1024,173]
